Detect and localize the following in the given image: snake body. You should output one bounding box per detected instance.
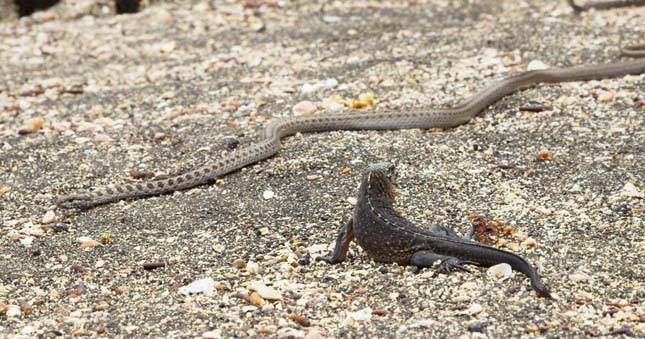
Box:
[57,49,645,209]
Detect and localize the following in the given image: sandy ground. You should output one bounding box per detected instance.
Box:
[0,0,644,337]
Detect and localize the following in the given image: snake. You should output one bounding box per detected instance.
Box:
[56,46,645,209]
[568,0,645,11]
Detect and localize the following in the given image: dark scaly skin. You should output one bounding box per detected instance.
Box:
[568,0,645,11]
[317,163,552,299]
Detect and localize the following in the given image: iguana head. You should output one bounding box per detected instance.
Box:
[366,162,397,202]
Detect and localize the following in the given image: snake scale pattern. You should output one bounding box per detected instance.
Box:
[57,47,645,209]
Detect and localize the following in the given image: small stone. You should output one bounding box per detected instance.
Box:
[536,149,551,160]
[292,101,317,116]
[460,282,478,290]
[6,305,21,317]
[20,237,34,247]
[505,242,519,251]
[487,263,512,280]
[342,307,372,327]
[347,197,357,205]
[342,167,352,174]
[527,324,539,333]
[94,133,114,143]
[306,175,320,181]
[597,90,614,102]
[52,223,69,233]
[301,78,338,94]
[41,210,57,224]
[521,237,537,247]
[468,323,485,333]
[79,237,101,249]
[351,92,375,108]
[0,187,9,195]
[527,60,549,71]
[178,278,215,296]
[289,314,311,327]
[202,330,222,339]
[458,303,483,315]
[621,182,644,198]
[372,307,388,316]
[263,190,275,200]
[153,132,167,142]
[569,272,592,282]
[232,259,246,269]
[246,261,260,274]
[250,292,265,306]
[19,301,32,315]
[254,284,282,301]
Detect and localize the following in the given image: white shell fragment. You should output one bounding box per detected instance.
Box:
[487,263,513,280]
[569,272,593,283]
[527,60,549,71]
[621,182,644,198]
[41,210,57,224]
[253,284,282,301]
[458,303,483,315]
[178,278,215,296]
[292,101,317,116]
[342,307,372,327]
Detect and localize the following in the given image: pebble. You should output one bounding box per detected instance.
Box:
[232,259,246,269]
[289,314,311,327]
[20,237,34,247]
[0,186,10,195]
[94,133,114,143]
[246,261,259,273]
[202,330,222,339]
[263,190,275,200]
[178,278,215,296]
[521,237,537,247]
[6,305,21,317]
[292,101,318,116]
[250,292,265,306]
[536,149,551,160]
[342,307,373,327]
[569,272,593,282]
[458,303,483,315]
[351,92,375,109]
[301,78,338,94]
[468,323,485,333]
[487,263,512,280]
[78,237,101,249]
[597,90,614,102]
[321,98,344,111]
[253,284,282,301]
[527,60,549,71]
[41,210,57,224]
[621,182,644,198]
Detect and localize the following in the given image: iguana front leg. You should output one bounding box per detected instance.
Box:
[316,219,355,264]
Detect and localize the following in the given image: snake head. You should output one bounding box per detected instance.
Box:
[366,162,397,201]
[55,194,94,209]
